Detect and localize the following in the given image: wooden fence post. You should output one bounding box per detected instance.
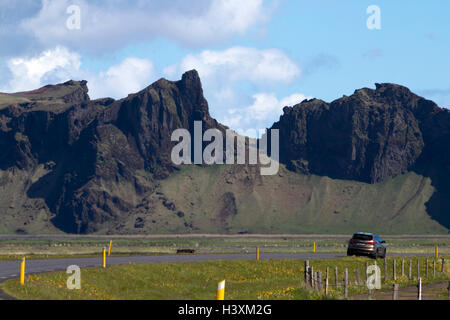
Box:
[325,268,329,295]
[417,260,420,279]
[344,268,348,299]
[393,259,396,281]
[401,260,405,278]
[316,272,320,291]
[356,268,360,285]
[384,257,388,282]
[305,266,310,285]
[442,258,446,273]
[393,284,399,300]
[417,277,422,300]
[310,266,314,287]
[335,266,338,288]
[304,260,309,283]
[433,260,436,278]
[425,259,429,279]
[409,260,412,280]
[315,271,319,290]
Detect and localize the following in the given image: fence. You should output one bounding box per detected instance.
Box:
[304,257,449,300]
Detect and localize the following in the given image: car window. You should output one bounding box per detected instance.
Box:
[352,234,373,241]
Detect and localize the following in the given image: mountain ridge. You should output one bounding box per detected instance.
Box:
[0,71,448,234]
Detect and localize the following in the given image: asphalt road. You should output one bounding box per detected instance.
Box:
[0,252,435,300]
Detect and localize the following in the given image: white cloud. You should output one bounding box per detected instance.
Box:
[164,47,300,84]
[4,46,81,92]
[20,0,273,51]
[222,92,311,133]
[1,47,156,99]
[247,93,309,121]
[157,0,271,46]
[87,58,156,99]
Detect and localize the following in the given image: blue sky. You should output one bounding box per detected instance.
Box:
[1,0,449,134]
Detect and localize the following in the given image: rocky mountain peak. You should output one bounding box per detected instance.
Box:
[273,83,450,184]
[0,74,449,234]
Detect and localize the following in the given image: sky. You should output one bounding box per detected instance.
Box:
[1,0,449,134]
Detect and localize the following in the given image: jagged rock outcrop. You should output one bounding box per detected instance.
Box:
[272,83,449,184]
[0,70,225,233]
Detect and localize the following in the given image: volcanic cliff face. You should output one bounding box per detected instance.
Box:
[0,70,224,233]
[272,83,449,184]
[0,72,449,234]
[271,83,450,230]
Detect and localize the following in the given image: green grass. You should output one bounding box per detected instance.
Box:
[1,256,448,300]
[0,93,31,108]
[1,163,449,235]
[304,255,450,298]
[147,165,449,235]
[0,82,86,111]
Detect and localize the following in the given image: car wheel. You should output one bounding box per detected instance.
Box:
[347,250,352,256]
[383,249,387,258]
[372,250,378,259]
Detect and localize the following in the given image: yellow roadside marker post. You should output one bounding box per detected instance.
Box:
[435,246,438,258]
[108,240,112,257]
[102,247,106,268]
[216,280,225,300]
[256,247,259,261]
[314,241,316,253]
[19,258,25,285]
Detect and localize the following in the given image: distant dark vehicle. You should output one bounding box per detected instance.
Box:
[347,232,386,259]
[176,249,196,254]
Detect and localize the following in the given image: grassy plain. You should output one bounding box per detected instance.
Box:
[1,255,449,300]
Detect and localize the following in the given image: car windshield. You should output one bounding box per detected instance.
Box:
[352,234,373,241]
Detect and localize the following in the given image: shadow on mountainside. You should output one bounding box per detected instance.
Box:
[411,122,450,232]
[412,161,450,232]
